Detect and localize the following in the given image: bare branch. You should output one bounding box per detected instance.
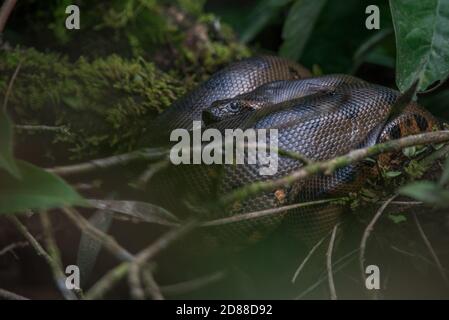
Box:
[326,223,339,300]
[40,212,78,300]
[202,198,346,227]
[8,215,76,300]
[2,58,21,111]
[47,148,168,177]
[63,207,133,262]
[0,288,28,300]
[0,0,16,34]
[292,232,329,284]
[413,213,449,287]
[222,131,449,204]
[359,195,397,284]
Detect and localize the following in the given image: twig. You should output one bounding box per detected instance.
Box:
[0,239,32,256]
[292,233,329,283]
[142,268,164,300]
[40,212,78,300]
[295,249,358,300]
[47,148,168,177]
[0,0,16,34]
[15,124,71,135]
[133,159,170,189]
[413,213,449,287]
[359,195,397,284]
[0,288,28,300]
[326,223,339,300]
[7,215,75,300]
[202,198,347,227]
[390,245,449,272]
[127,221,196,299]
[2,57,21,111]
[86,221,195,299]
[63,207,133,262]
[221,131,449,204]
[128,263,145,300]
[85,262,130,300]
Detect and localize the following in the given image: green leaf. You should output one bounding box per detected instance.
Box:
[390,0,449,92]
[388,214,407,224]
[399,181,449,207]
[279,0,327,60]
[0,161,86,214]
[384,171,402,178]
[402,146,416,158]
[240,0,292,43]
[299,0,393,73]
[0,108,20,178]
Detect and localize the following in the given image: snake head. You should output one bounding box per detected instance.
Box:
[203,99,260,125]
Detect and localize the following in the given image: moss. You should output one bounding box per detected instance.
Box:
[1,48,185,159]
[0,1,251,162]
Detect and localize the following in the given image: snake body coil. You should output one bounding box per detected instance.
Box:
[147,56,439,245]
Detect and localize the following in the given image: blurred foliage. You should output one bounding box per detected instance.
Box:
[0,160,84,214]
[390,0,449,92]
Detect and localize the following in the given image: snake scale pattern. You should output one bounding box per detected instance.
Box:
[146,56,439,246]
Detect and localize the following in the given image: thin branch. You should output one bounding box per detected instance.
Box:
[63,207,133,262]
[40,212,78,300]
[202,198,347,227]
[295,249,358,300]
[8,215,75,300]
[86,221,195,299]
[292,232,329,283]
[359,195,397,284]
[413,213,449,287]
[47,148,168,177]
[326,223,339,300]
[0,0,16,34]
[15,124,71,135]
[221,131,449,204]
[0,239,32,256]
[142,268,164,300]
[127,221,197,298]
[390,245,449,272]
[85,262,130,300]
[133,159,170,189]
[0,288,28,300]
[2,58,21,111]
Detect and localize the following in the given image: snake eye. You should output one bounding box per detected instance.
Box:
[228,102,240,112]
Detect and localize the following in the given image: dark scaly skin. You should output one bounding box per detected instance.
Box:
[148,55,310,144]
[202,84,439,244]
[144,58,439,246]
[202,74,369,124]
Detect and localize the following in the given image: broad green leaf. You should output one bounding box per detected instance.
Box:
[402,146,417,158]
[390,0,449,92]
[0,108,20,178]
[279,0,327,60]
[300,0,393,73]
[399,181,449,207]
[240,0,292,43]
[0,161,85,214]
